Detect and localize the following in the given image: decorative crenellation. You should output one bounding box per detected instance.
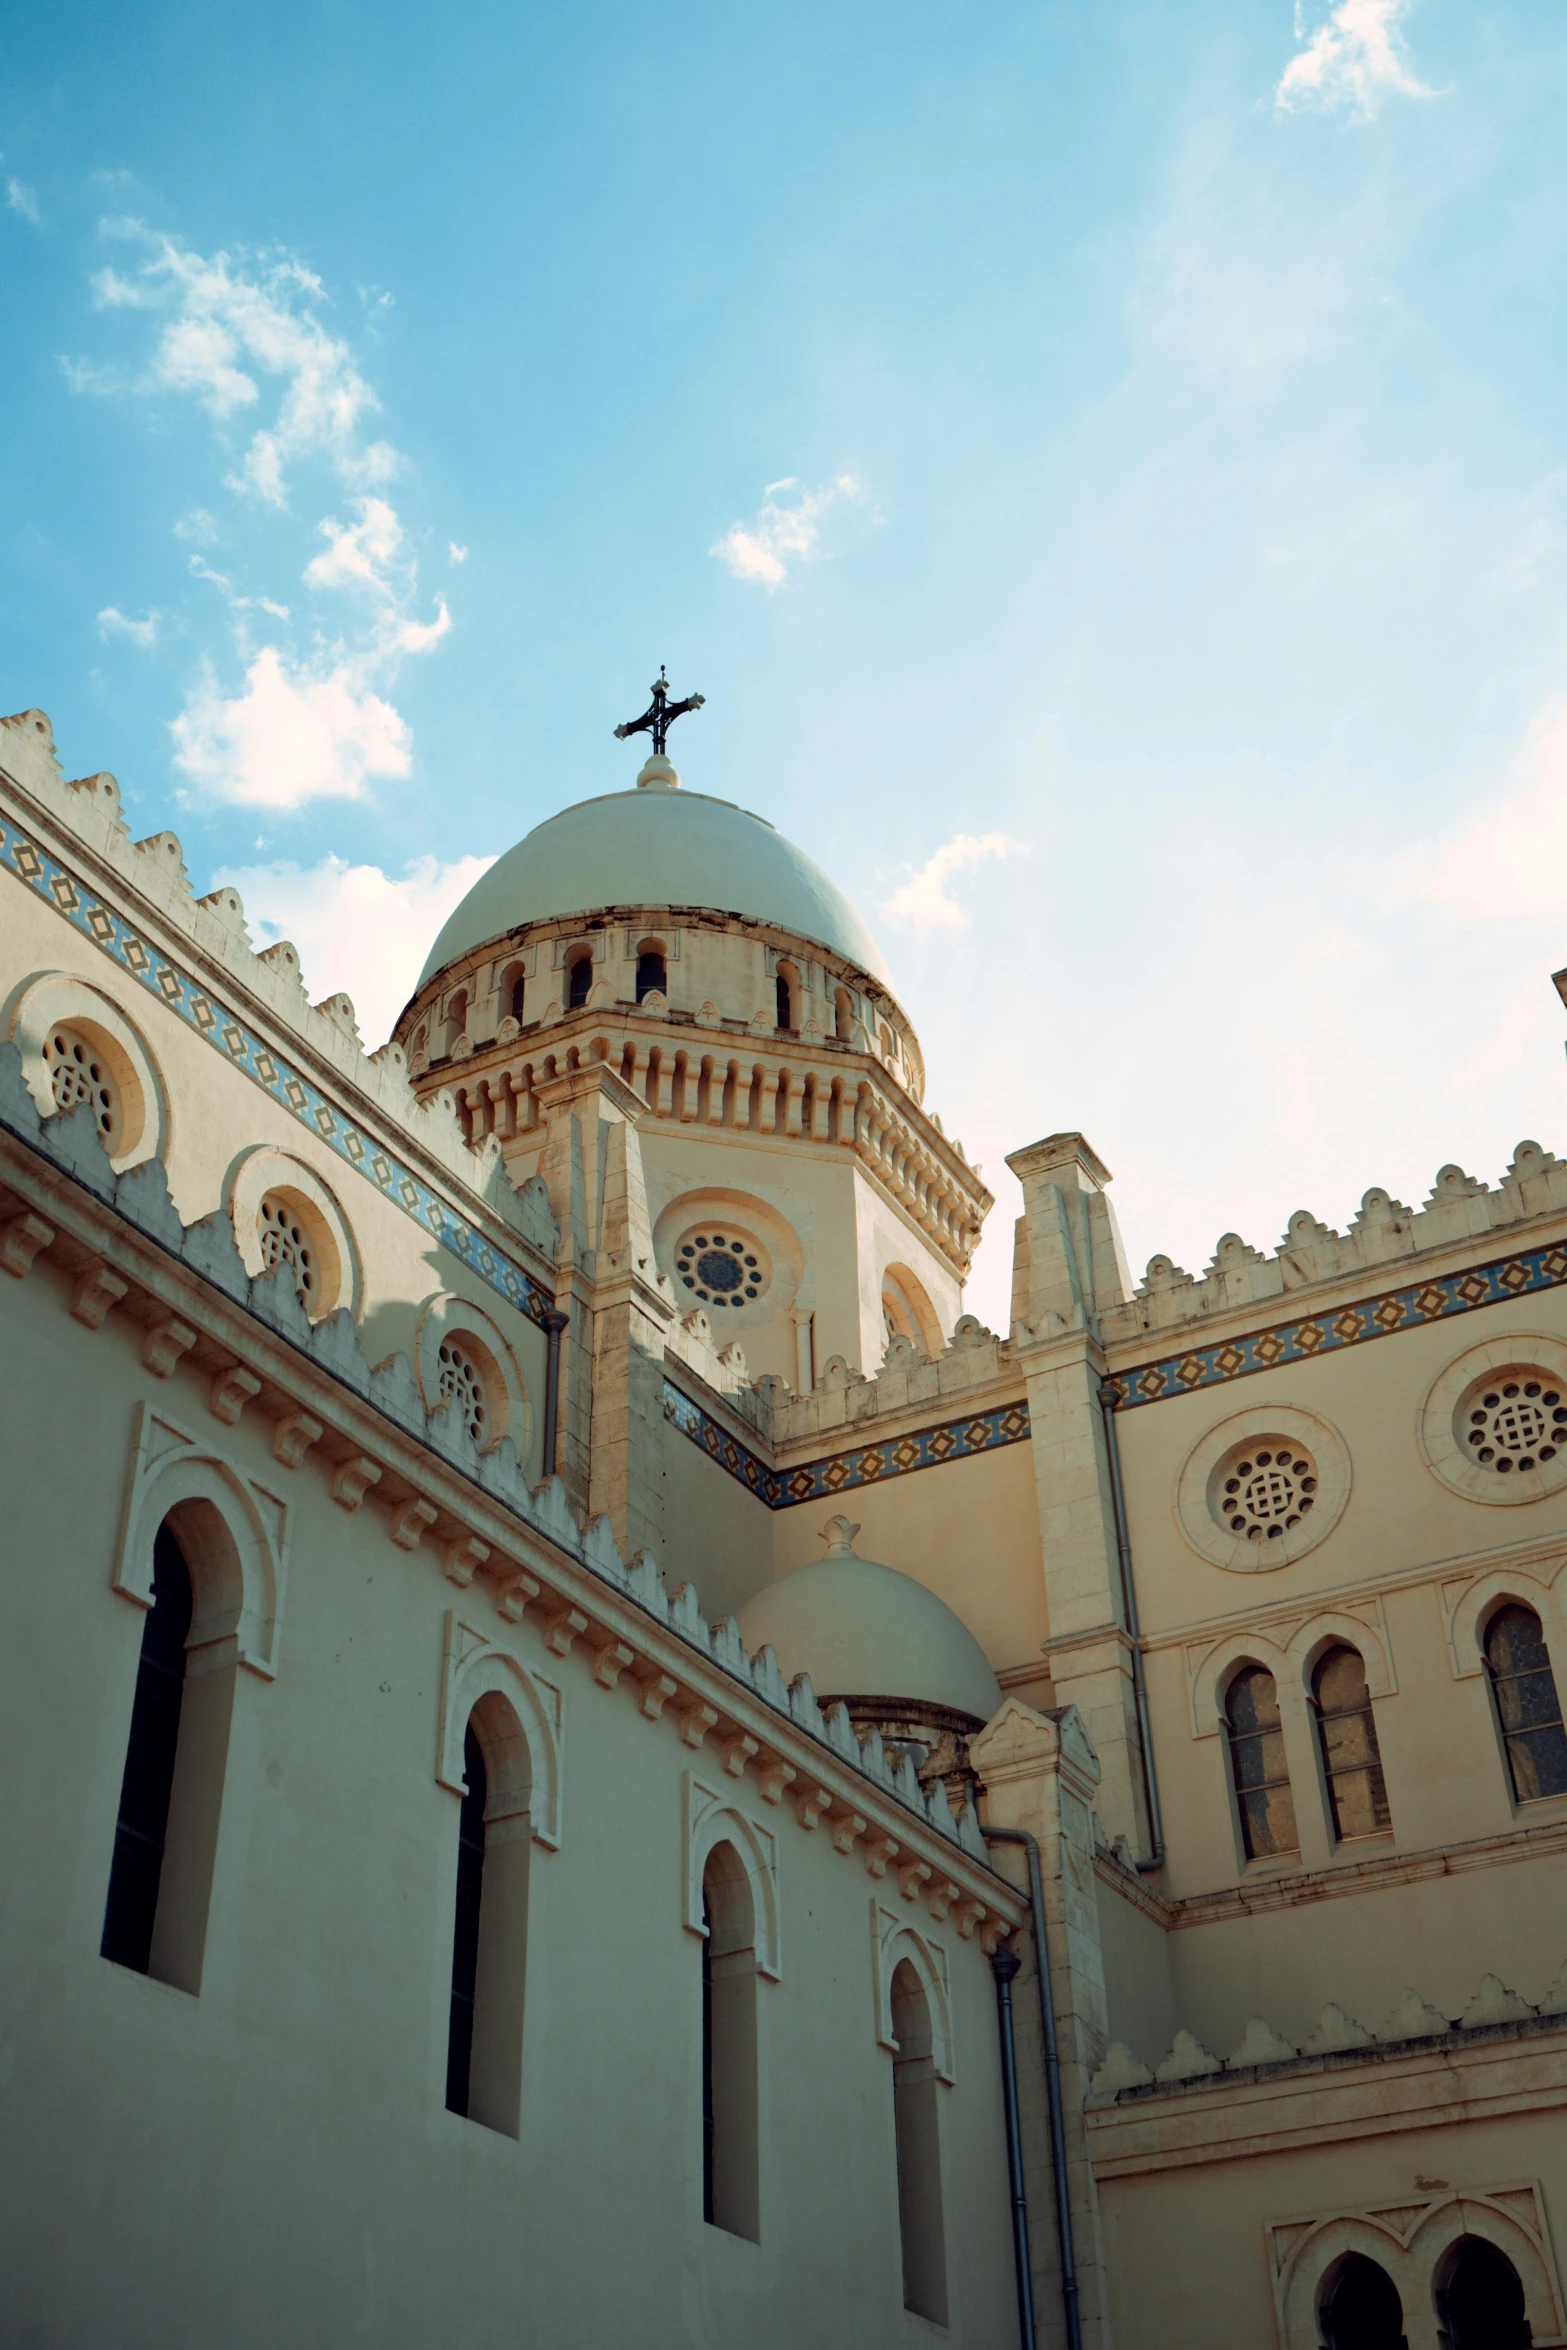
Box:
[1088,1966,1567,2103]
[433,1024,990,1277]
[1103,1146,1567,1346]
[0,710,559,1297]
[0,1045,1008,1893]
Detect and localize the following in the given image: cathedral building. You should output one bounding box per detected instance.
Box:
[0,689,1563,2350]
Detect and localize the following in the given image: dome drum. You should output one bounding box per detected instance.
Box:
[821,1693,988,1812]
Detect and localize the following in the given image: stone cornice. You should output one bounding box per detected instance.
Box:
[1085,2015,1567,2178]
[0,1093,1019,1931]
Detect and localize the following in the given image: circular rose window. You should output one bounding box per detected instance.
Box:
[673,1224,772,1312]
[1460,1375,1567,1477]
[1212,1442,1319,1544]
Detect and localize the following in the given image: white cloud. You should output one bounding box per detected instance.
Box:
[305,496,404,595]
[79,222,394,506]
[882,833,1025,930]
[711,473,867,588]
[170,647,412,810]
[1276,0,1434,118]
[1398,700,1567,918]
[189,554,290,621]
[448,542,469,564]
[213,850,496,1044]
[6,177,40,226]
[96,605,159,649]
[173,507,219,545]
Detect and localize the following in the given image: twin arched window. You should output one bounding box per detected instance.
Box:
[1225,1645,1391,1861]
[1320,2236,1530,2349]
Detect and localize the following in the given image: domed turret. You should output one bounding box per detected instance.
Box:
[737,1515,1001,1724]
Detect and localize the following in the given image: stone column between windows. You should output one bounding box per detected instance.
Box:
[972,1699,1117,2350]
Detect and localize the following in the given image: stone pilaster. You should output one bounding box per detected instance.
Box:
[971,1699,1114,2350]
[532,1065,674,1554]
[1006,1134,1148,1854]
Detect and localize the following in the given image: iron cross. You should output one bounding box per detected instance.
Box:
[613,665,706,756]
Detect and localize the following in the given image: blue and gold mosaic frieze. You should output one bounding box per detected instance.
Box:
[664,1380,1031,1512]
[0,814,556,1330]
[1105,1240,1567,1413]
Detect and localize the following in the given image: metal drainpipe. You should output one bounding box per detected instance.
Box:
[1097,1377,1166,1872]
[982,1825,1082,2350]
[989,1943,1038,2350]
[539,1308,570,1480]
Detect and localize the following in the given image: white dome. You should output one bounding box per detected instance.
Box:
[736,1517,1001,1724]
[417,767,891,989]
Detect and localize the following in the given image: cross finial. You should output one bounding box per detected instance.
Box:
[613,664,706,756]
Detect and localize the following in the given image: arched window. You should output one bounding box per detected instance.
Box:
[101,1517,232,1994]
[1312,1645,1391,1840]
[102,1525,192,1977]
[701,1842,759,2239]
[834,987,852,1043]
[1437,2236,1530,2348]
[567,953,593,1010]
[1319,2252,1406,2349]
[1225,1665,1299,1860]
[498,962,526,1024]
[444,1699,531,2136]
[890,1958,948,2325]
[1484,1605,1567,1802]
[775,972,794,1032]
[636,944,667,1002]
[443,989,468,1055]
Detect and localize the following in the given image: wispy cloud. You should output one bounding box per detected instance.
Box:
[1275,0,1435,119]
[96,605,160,649]
[1398,700,1567,919]
[448,542,469,565]
[5,176,40,227]
[69,223,454,813]
[711,473,868,588]
[214,850,496,1042]
[882,833,1025,931]
[77,220,397,505]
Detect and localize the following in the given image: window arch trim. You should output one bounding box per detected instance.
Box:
[437,1615,562,1849]
[226,1144,362,1323]
[871,1904,955,2083]
[5,967,169,1171]
[1189,1614,1395,1741]
[1271,2188,1565,2350]
[115,1402,290,1679]
[414,1291,532,1464]
[683,1775,781,1980]
[1445,1563,1567,1683]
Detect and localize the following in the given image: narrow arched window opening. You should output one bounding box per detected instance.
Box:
[890,1959,947,2324]
[567,954,593,1010]
[834,987,852,1043]
[102,1525,192,1976]
[700,1842,759,2239]
[1312,1645,1391,1840]
[504,966,526,1023]
[445,1698,530,2136]
[1225,1665,1298,1860]
[443,989,468,1055]
[775,972,793,1032]
[446,1723,486,2117]
[636,946,667,1002]
[1485,1604,1567,1802]
[1438,2235,1530,2349]
[1320,2252,1406,2350]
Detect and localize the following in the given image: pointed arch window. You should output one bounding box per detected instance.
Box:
[1437,2236,1530,2348]
[1484,1604,1567,1802]
[700,1842,759,2239]
[890,1959,948,2324]
[1225,1665,1298,1860]
[1320,2253,1406,2349]
[444,1697,531,2135]
[1312,1645,1391,1840]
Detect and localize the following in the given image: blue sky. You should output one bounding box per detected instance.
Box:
[4,0,1567,1329]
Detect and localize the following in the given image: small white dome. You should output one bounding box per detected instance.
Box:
[737,1516,1001,1725]
[417,771,891,988]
